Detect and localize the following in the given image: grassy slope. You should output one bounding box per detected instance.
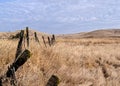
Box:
[0,37,120,86]
[58,29,120,39]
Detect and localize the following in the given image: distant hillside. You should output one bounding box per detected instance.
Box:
[59,29,120,38]
[1,29,120,39]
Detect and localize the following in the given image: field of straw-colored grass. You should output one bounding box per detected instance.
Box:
[0,38,120,86]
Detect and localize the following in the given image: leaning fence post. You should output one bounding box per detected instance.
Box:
[6,49,31,77]
[42,36,47,48]
[23,30,26,49]
[15,30,24,60]
[48,36,51,46]
[51,34,56,45]
[52,34,55,42]
[34,32,40,44]
[10,66,17,86]
[0,28,31,86]
[34,32,37,42]
[26,27,29,48]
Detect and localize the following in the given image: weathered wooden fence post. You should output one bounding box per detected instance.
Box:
[34,32,40,44]
[48,37,51,46]
[42,36,47,48]
[0,28,31,86]
[15,30,24,60]
[26,27,29,48]
[6,49,31,77]
[51,34,55,45]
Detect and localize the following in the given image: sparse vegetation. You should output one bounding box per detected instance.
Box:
[10,32,21,39]
[0,29,120,86]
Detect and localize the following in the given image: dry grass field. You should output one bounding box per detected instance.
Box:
[0,35,120,86]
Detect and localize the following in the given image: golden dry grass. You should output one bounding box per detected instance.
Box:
[0,37,120,86]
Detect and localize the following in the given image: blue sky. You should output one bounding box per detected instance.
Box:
[0,0,120,34]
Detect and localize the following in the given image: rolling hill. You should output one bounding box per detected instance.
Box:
[58,29,120,38]
[1,29,120,39]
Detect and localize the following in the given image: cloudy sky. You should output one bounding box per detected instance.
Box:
[0,0,120,34]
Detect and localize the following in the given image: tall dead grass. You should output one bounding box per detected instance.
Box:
[0,38,120,86]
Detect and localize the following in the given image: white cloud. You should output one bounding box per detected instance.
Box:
[0,0,97,22]
[0,0,120,33]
